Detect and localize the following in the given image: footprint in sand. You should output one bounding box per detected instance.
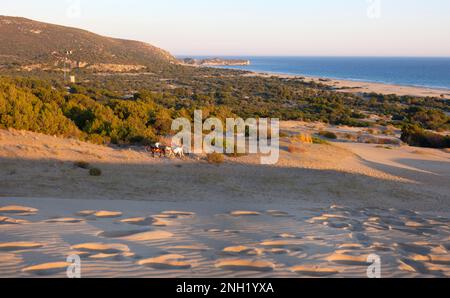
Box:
[97,229,154,238]
[77,210,122,219]
[119,217,156,226]
[0,242,44,252]
[370,242,393,252]
[363,221,391,232]
[222,246,262,256]
[160,211,195,218]
[395,243,432,255]
[266,210,291,217]
[137,254,192,269]
[22,262,71,276]
[119,216,169,227]
[0,205,38,215]
[291,265,340,277]
[215,259,274,272]
[349,232,371,243]
[230,211,261,217]
[0,216,29,225]
[277,233,298,239]
[324,222,352,230]
[205,229,222,233]
[44,218,85,224]
[263,248,290,255]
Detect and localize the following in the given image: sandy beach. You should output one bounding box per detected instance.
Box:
[242,72,450,99]
[1,125,449,278]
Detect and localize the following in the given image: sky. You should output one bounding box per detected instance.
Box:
[1,0,450,57]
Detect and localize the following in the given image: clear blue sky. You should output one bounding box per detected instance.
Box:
[1,0,450,56]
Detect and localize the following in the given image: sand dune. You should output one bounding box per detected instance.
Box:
[1,127,449,212]
[0,127,449,277]
[0,197,448,277]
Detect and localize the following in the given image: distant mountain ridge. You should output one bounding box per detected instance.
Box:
[0,16,177,71]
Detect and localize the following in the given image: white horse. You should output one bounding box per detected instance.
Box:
[173,146,185,158]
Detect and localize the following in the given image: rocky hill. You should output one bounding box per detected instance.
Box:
[0,16,177,71]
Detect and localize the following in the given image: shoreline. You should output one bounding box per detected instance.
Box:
[242,70,450,99]
[212,66,450,99]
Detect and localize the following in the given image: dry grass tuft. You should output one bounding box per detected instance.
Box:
[206,153,224,164]
[291,133,313,144]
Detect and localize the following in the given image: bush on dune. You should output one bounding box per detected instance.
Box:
[318,131,338,139]
[206,152,224,164]
[401,125,450,149]
[89,168,102,176]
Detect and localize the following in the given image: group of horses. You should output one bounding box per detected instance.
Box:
[145,143,185,158]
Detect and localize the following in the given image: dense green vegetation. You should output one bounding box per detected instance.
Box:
[1,16,447,149]
[401,125,450,149]
[0,68,449,148]
[0,76,234,145]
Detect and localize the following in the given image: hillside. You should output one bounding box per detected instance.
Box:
[0,16,176,71]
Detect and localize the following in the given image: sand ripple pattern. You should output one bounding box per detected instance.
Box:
[0,200,449,277]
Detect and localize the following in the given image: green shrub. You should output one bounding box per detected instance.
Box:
[318,131,338,139]
[312,137,330,145]
[401,125,450,149]
[89,168,102,176]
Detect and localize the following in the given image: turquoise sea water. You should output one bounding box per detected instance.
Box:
[182,56,450,90]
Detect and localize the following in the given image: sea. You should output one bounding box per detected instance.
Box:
[180,56,450,90]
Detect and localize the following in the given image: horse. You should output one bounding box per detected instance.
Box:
[173,146,185,158]
[146,143,165,158]
[146,145,163,158]
[163,146,174,158]
[146,143,175,158]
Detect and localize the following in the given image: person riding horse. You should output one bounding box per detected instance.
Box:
[146,143,173,158]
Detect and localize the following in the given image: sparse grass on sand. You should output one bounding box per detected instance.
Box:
[312,137,330,145]
[206,153,224,164]
[290,134,313,144]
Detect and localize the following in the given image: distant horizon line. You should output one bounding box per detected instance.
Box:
[175,55,450,59]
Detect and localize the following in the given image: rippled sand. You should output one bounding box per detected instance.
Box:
[0,198,449,278]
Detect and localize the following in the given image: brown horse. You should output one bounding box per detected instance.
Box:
[146,143,172,158]
[146,145,164,158]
